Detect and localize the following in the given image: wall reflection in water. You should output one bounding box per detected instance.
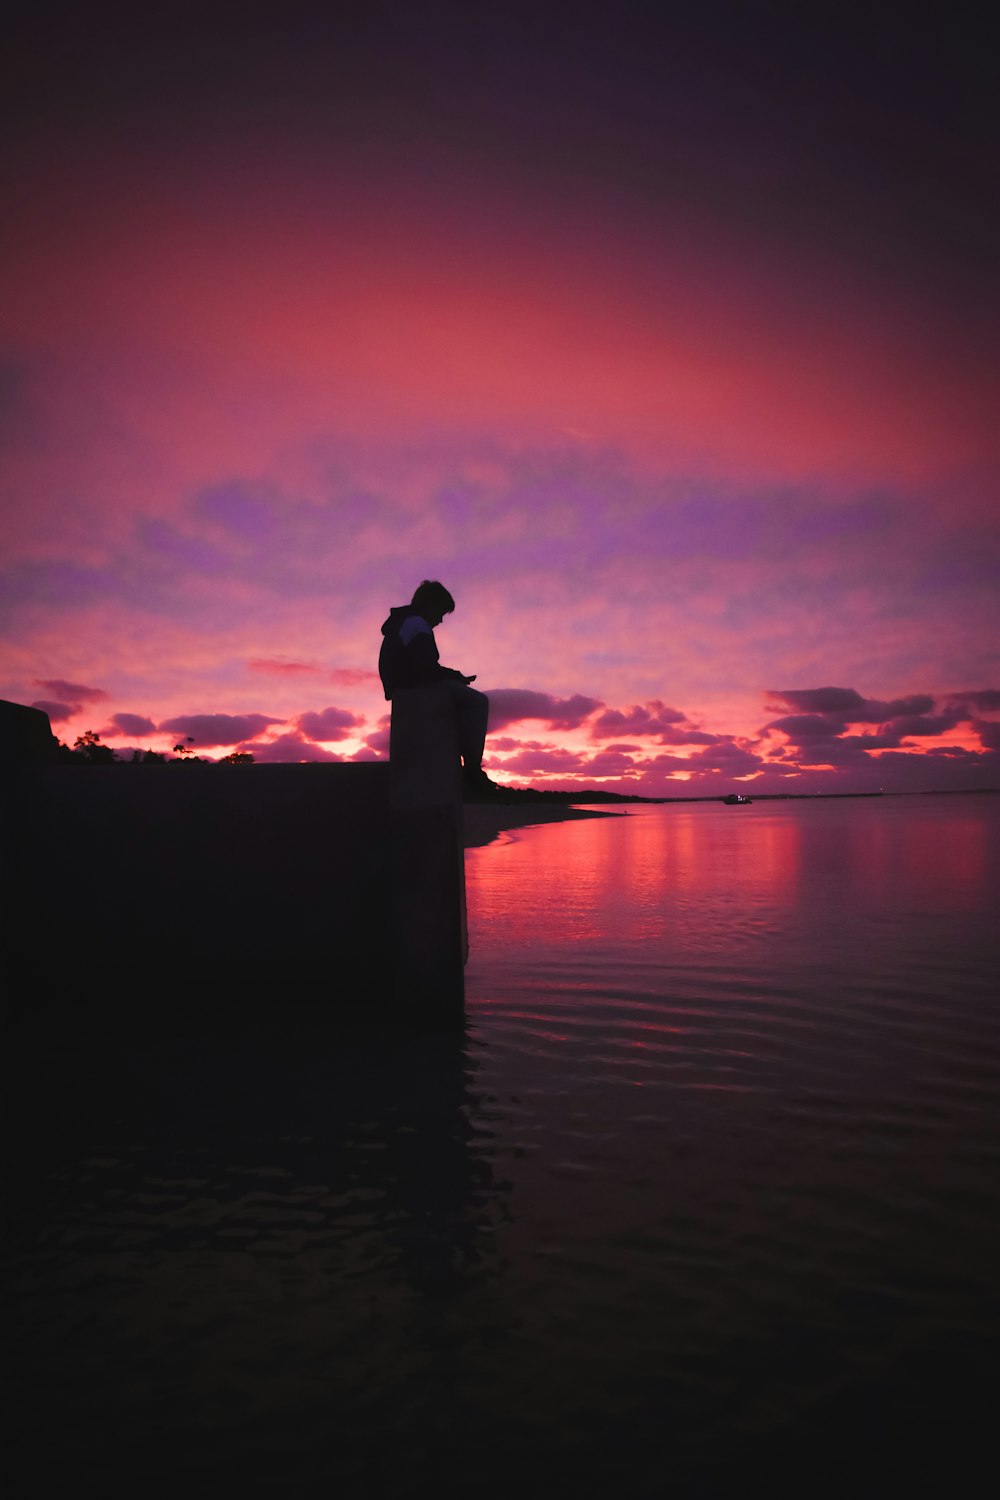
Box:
[4,1009,513,1492]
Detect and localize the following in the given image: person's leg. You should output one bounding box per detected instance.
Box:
[452,683,489,769]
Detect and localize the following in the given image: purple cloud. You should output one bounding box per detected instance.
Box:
[485,689,602,731]
[31,698,77,722]
[106,712,157,737]
[654,725,721,746]
[34,678,109,703]
[633,741,764,783]
[888,711,964,737]
[197,481,279,541]
[766,714,848,739]
[692,742,765,776]
[636,751,702,776]
[768,687,935,721]
[954,689,1000,712]
[158,712,283,746]
[764,692,973,766]
[774,727,937,764]
[296,705,364,741]
[872,696,937,719]
[591,700,685,739]
[364,725,391,755]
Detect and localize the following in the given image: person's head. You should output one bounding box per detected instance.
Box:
[411,579,455,627]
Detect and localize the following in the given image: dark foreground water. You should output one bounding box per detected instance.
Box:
[5,794,999,1496]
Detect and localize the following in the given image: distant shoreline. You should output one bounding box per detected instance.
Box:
[466,785,1000,815]
[462,785,1000,847]
[463,803,621,848]
[489,787,999,806]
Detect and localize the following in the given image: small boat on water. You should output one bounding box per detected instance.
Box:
[723,793,753,805]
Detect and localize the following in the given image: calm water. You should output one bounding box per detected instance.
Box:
[5,795,999,1496]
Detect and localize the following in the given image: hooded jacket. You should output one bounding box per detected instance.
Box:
[379,605,462,700]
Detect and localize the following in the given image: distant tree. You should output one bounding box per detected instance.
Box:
[129,748,167,764]
[221,751,254,765]
[70,729,116,764]
[170,736,205,762]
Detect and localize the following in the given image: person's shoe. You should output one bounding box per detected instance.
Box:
[462,765,506,801]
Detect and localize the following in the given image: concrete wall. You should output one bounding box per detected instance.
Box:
[4,697,467,1021]
[0,698,59,765]
[6,761,395,1002]
[389,684,468,990]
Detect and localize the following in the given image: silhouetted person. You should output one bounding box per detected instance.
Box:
[380,580,495,796]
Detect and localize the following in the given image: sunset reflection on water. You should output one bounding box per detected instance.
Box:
[463,795,1000,1119]
[465,796,994,970]
[465,800,807,962]
[456,796,1000,1497]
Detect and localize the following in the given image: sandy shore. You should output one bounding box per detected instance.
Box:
[462,802,623,848]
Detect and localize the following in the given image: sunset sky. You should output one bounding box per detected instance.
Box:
[3,1,997,793]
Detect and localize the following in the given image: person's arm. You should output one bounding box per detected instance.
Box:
[400,617,471,685]
[439,663,476,684]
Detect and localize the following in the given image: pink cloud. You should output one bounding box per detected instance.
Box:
[330,668,380,687]
[590,700,720,746]
[248,658,323,676]
[582,749,641,777]
[238,730,341,762]
[612,739,766,787]
[488,746,587,774]
[488,737,640,780]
